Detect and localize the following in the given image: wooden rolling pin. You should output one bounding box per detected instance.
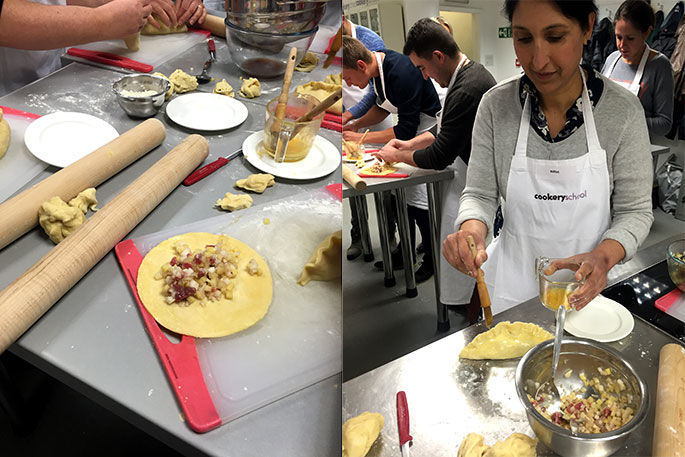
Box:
[653,343,685,457]
[0,118,166,251]
[342,165,366,191]
[0,135,209,354]
[198,14,226,37]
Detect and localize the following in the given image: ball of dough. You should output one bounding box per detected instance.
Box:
[342,412,384,457]
[295,51,319,72]
[235,173,274,193]
[169,69,198,94]
[216,192,253,211]
[0,108,10,160]
[141,16,188,35]
[153,72,174,100]
[213,79,235,97]
[239,77,261,98]
[38,197,86,244]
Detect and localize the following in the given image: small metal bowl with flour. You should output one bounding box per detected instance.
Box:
[113,74,170,118]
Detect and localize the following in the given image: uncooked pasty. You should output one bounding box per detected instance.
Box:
[235,173,274,193]
[360,161,397,175]
[0,108,10,160]
[342,412,384,457]
[38,188,97,244]
[141,16,188,35]
[458,433,490,457]
[297,230,342,286]
[295,80,343,115]
[459,321,553,360]
[458,433,537,457]
[136,232,272,338]
[169,69,198,94]
[124,33,140,51]
[154,72,174,99]
[216,192,253,211]
[295,51,319,72]
[213,79,235,97]
[239,77,261,98]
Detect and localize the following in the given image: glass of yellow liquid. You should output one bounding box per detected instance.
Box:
[536,257,584,311]
[262,93,324,162]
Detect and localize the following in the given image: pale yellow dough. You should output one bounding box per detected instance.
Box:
[136,232,272,338]
[359,161,397,176]
[325,73,342,85]
[38,188,98,244]
[235,173,274,193]
[295,51,319,72]
[213,79,235,97]
[342,412,384,457]
[297,230,342,286]
[295,80,343,115]
[459,321,552,360]
[458,433,537,457]
[141,16,188,35]
[169,69,198,94]
[124,33,140,51]
[239,77,261,98]
[0,108,10,160]
[216,192,253,211]
[154,72,174,100]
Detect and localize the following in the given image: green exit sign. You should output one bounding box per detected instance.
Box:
[498,27,512,38]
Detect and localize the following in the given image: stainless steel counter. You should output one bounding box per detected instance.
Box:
[0,40,342,457]
[342,234,685,457]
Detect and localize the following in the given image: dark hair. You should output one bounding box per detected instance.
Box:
[403,18,460,59]
[503,0,598,32]
[342,36,372,69]
[614,0,655,33]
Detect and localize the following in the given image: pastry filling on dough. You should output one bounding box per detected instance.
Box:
[154,239,239,305]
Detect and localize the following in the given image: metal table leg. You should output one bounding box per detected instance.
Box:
[394,188,417,298]
[374,191,395,287]
[353,195,374,262]
[427,181,449,332]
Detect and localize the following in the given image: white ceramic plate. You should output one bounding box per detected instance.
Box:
[23,112,119,168]
[165,93,248,131]
[565,295,635,342]
[242,131,340,180]
[342,152,374,163]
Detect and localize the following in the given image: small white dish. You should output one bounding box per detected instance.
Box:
[242,131,340,180]
[165,93,248,131]
[564,295,634,342]
[24,112,119,168]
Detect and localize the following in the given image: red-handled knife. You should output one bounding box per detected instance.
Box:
[397,391,413,457]
[183,148,242,186]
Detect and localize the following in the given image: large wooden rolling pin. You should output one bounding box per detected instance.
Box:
[342,165,366,191]
[653,343,685,457]
[198,14,226,37]
[0,118,166,251]
[0,135,209,354]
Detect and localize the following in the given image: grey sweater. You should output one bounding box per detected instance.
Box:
[456,72,654,262]
[601,50,674,137]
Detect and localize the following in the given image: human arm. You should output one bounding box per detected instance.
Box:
[374,131,435,166]
[347,82,377,119]
[342,104,390,132]
[175,0,206,25]
[644,57,674,136]
[0,0,151,49]
[343,127,395,144]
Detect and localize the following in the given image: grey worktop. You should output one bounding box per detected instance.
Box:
[342,234,685,457]
[0,38,342,457]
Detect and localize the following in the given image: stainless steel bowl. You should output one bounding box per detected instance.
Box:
[112,74,170,118]
[515,338,648,457]
[225,20,317,77]
[225,0,330,34]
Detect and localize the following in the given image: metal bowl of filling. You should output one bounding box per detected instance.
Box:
[112,74,170,118]
[225,0,330,35]
[515,338,648,457]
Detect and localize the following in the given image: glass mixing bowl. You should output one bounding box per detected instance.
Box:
[667,238,685,292]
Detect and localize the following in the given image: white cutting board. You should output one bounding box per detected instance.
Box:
[74,31,208,70]
[0,111,48,203]
[130,188,341,423]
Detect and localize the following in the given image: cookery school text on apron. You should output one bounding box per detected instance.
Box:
[481,69,611,314]
[437,54,476,304]
[602,45,651,96]
[374,52,437,209]
[342,25,394,132]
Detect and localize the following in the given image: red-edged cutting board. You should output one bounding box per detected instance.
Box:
[115,185,342,433]
[0,106,46,203]
[655,288,685,323]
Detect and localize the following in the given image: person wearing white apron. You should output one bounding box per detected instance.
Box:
[480,70,611,313]
[374,18,497,296]
[601,0,675,137]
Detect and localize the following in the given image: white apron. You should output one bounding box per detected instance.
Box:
[481,70,612,314]
[342,26,394,132]
[374,52,437,209]
[602,45,650,96]
[437,55,476,304]
[0,0,66,97]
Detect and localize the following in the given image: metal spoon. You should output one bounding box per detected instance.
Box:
[195,39,216,85]
[535,305,567,414]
